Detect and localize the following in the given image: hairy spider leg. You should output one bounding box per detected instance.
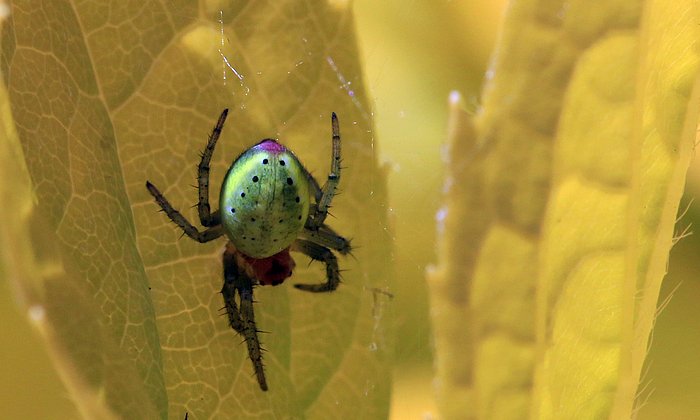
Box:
[198,109,229,227]
[222,244,268,391]
[306,167,323,203]
[300,224,352,255]
[303,171,323,230]
[307,112,341,229]
[291,239,340,292]
[221,257,244,333]
[145,181,224,243]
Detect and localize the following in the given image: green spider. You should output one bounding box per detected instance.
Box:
[146,109,351,391]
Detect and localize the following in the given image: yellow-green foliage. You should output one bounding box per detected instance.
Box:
[0,1,391,418]
[3,0,700,418]
[428,1,700,419]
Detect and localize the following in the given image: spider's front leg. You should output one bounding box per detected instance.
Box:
[306,112,341,230]
[291,239,341,293]
[145,109,231,242]
[222,243,268,391]
[197,108,228,227]
[145,181,223,243]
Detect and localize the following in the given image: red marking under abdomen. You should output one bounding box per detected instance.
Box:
[240,247,296,286]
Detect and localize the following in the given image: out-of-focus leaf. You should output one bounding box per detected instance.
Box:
[2,1,391,418]
[428,0,700,418]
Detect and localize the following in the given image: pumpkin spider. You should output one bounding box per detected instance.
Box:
[146,109,351,391]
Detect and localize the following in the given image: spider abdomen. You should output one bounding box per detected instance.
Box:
[220,139,310,258]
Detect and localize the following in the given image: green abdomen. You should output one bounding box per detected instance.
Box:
[219,140,310,258]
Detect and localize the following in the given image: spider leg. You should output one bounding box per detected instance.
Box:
[306,169,323,203]
[237,278,268,391]
[306,112,341,229]
[301,224,351,255]
[146,181,223,243]
[198,109,228,227]
[221,255,244,334]
[291,239,340,293]
[222,244,268,391]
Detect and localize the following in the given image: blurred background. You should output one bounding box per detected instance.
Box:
[353,0,507,417]
[351,0,700,418]
[2,0,700,418]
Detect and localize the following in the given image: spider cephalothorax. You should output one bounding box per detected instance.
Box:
[146,109,351,391]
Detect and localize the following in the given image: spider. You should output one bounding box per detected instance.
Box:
[146,109,351,391]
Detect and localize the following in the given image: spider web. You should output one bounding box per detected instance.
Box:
[202,5,394,418]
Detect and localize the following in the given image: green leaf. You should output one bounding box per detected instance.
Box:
[1,1,391,418]
[428,0,700,418]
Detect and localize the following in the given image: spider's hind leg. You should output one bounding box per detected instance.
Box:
[221,256,244,334]
[222,244,268,391]
[291,239,340,293]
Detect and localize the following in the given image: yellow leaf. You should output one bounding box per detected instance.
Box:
[1,1,391,418]
[428,0,700,418]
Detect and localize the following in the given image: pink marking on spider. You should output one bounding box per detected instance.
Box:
[238,247,296,286]
[254,139,287,154]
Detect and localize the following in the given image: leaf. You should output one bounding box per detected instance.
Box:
[428,0,700,418]
[1,1,391,418]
